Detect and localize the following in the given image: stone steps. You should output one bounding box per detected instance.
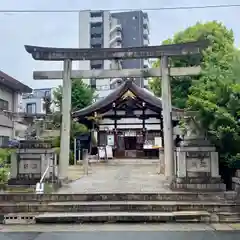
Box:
[0,192,225,202]
[0,201,238,213]
[218,212,240,223]
[3,211,211,224]
[0,192,239,224]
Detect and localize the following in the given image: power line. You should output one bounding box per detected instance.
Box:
[0,4,239,13]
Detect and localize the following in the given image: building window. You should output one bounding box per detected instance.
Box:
[26,103,36,114]
[44,90,51,97]
[91,60,104,69]
[133,16,137,20]
[91,44,102,48]
[91,33,102,38]
[91,22,102,28]
[0,98,9,111]
[90,11,102,18]
[0,136,9,147]
[91,64,103,69]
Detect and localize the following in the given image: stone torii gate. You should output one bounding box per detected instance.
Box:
[25,41,208,182]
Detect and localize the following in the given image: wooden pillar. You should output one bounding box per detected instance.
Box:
[113,102,118,156]
[97,127,100,146]
[142,102,146,158]
[59,59,72,180]
[160,112,164,146]
[142,102,146,142]
[160,56,174,180]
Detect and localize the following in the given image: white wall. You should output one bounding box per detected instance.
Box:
[22,97,44,114]
[0,85,13,111]
[0,126,12,138]
[21,87,58,114]
[0,84,16,138]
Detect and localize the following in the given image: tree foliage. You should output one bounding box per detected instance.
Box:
[0,148,12,184]
[52,79,95,163]
[149,21,235,108]
[150,21,240,168]
[53,79,95,112]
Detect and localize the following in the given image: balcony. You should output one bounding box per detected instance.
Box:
[143,17,149,34]
[90,27,103,36]
[110,18,122,33]
[143,31,150,43]
[109,31,122,45]
[91,37,103,46]
[110,78,123,89]
[144,79,149,88]
[90,60,104,69]
[143,59,150,68]
[110,23,122,34]
[143,38,149,46]
[143,28,149,36]
[90,16,103,23]
[110,41,122,48]
[143,17,149,25]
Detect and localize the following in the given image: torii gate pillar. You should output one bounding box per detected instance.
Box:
[59,59,72,180]
[161,56,174,180]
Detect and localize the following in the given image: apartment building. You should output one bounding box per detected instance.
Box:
[110,11,150,88]
[78,10,111,101]
[78,10,150,100]
[21,88,57,114]
[0,70,32,145]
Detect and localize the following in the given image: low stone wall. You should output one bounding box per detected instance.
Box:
[232,170,240,192]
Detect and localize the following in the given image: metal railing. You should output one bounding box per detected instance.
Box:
[35,153,56,194]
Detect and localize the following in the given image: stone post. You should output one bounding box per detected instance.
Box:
[160,56,174,180]
[59,59,72,181]
[159,148,165,174]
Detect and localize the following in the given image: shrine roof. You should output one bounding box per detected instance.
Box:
[72,79,183,118]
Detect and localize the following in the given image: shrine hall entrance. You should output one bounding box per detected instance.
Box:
[125,136,137,151]
[124,136,137,158]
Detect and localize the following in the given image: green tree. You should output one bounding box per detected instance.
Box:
[52,79,95,164]
[53,79,95,111]
[0,148,12,184]
[149,21,235,109]
[188,50,240,168]
[150,21,240,170]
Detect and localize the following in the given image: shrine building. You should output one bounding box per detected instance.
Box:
[72,80,183,158]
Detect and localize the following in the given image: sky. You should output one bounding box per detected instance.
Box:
[0,0,239,89]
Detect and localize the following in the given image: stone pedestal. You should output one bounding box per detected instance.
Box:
[172,117,226,191]
[8,140,58,185]
[232,170,240,192]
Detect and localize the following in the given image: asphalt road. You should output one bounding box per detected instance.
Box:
[1,231,240,240]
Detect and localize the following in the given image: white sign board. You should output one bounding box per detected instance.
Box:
[98,147,106,159]
[106,145,113,159]
[107,134,114,146]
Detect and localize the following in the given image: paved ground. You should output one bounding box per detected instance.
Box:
[1,225,240,240]
[58,159,168,193]
[1,223,240,232]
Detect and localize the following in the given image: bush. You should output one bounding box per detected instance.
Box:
[0,168,9,184]
[0,148,13,184]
